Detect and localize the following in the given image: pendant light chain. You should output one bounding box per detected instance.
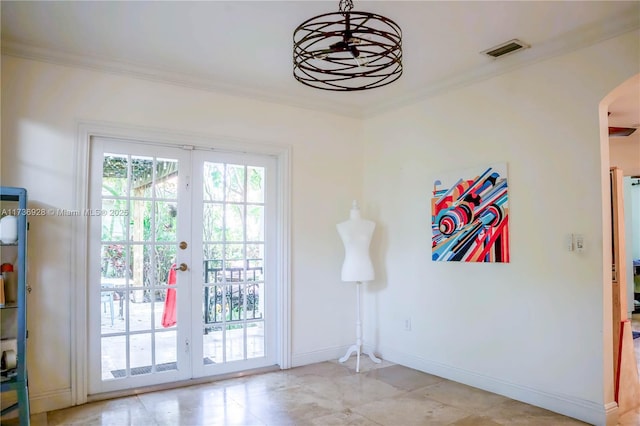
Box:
[339,0,354,13]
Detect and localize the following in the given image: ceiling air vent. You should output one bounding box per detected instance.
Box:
[482,39,530,59]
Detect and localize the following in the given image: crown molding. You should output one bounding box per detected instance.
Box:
[2,7,638,119]
[363,7,640,117]
[0,40,362,119]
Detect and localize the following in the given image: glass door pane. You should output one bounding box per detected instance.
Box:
[192,153,275,377]
[100,153,181,379]
[90,139,277,392]
[90,139,191,394]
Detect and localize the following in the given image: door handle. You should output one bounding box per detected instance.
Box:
[174,263,188,272]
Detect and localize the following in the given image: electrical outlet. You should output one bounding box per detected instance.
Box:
[403,318,411,331]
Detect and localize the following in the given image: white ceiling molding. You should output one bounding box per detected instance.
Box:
[2,8,638,119]
[363,8,640,117]
[1,40,361,119]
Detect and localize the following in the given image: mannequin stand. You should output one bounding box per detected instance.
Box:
[339,281,381,373]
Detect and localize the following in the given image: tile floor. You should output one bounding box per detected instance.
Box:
[12,358,639,426]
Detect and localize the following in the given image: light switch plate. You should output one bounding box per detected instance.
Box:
[566,234,574,252]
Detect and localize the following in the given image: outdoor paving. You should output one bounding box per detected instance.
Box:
[100,297,264,380]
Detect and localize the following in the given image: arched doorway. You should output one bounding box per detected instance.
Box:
[598,73,640,421]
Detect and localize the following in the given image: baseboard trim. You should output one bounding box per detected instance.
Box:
[379,346,611,426]
[604,401,619,426]
[30,388,72,414]
[291,345,351,367]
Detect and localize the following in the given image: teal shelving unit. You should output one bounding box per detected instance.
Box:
[0,187,30,425]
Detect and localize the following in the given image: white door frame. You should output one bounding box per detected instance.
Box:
[72,121,291,404]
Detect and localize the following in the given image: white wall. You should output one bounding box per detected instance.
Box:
[361,30,639,425]
[0,57,363,411]
[610,134,640,177]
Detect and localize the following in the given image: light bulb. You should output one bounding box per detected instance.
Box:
[353,56,369,68]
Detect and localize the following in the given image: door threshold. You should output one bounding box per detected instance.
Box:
[86,364,281,403]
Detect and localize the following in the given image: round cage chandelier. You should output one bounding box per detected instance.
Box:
[293,0,402,91]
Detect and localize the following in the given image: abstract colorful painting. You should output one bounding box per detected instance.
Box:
[431,163,509,262]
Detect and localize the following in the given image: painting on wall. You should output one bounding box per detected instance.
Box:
[431,163,509,262]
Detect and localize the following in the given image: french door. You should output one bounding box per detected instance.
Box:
[88,138,277,394]
[190,151,276,378]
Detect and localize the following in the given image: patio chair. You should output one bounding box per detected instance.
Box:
[101,290,114,326]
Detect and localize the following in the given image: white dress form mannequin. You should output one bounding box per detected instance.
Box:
[337,201,381,372]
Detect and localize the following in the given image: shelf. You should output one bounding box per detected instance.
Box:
[0,186,29,424]
[1,402,19,417]
[0,304,18,309]
[0,368,17,380]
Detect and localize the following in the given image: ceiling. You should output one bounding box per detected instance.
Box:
[608,88,640,129]
[2,1,639,118]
